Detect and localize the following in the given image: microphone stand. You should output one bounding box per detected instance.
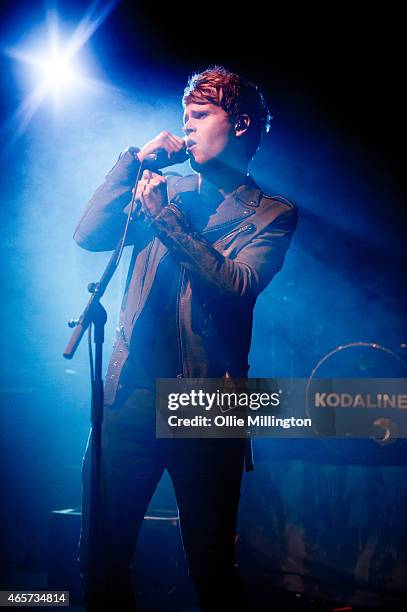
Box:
[62,154,153,608]
[63,244,122,608]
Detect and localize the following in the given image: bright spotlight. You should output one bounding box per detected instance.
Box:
[35,50,82,96]
[3,1,119,139]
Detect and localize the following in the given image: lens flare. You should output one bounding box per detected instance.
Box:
[2,1,119,141]
[36,52,81,94]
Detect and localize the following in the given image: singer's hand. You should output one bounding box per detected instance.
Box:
[137,130,186,165]
[134,170,168,220]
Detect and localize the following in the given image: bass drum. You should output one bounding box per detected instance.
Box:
[305,342,407,465]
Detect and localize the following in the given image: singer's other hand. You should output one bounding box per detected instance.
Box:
[134,170,168,220]
[137,131,186,165]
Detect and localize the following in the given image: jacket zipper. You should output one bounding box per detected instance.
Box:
[213,223,255,247]
[176,266,186,377]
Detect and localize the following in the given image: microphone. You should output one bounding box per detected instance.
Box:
[141,147,188,170]
[128,148,186,222]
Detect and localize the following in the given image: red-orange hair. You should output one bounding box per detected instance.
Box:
[183,65,271,159]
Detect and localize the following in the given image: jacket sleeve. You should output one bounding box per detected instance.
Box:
[149,202,297,302]
[73,147,150,252]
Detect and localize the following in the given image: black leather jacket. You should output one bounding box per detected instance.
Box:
[74,147,297,406]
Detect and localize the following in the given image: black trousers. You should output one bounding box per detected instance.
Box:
[79,387,248,611]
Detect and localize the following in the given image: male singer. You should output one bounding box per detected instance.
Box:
[74,66,297,611]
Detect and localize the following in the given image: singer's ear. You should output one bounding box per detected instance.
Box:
[234,114,251,137]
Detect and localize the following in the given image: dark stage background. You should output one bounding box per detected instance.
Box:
[0,1,406,610]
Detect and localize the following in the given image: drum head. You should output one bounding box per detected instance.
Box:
[305,342,407,464]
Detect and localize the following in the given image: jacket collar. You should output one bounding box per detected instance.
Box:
[170,173,260,235]
[234,178,262,208]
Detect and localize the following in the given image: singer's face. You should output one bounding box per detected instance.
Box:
[183,103,234,168]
